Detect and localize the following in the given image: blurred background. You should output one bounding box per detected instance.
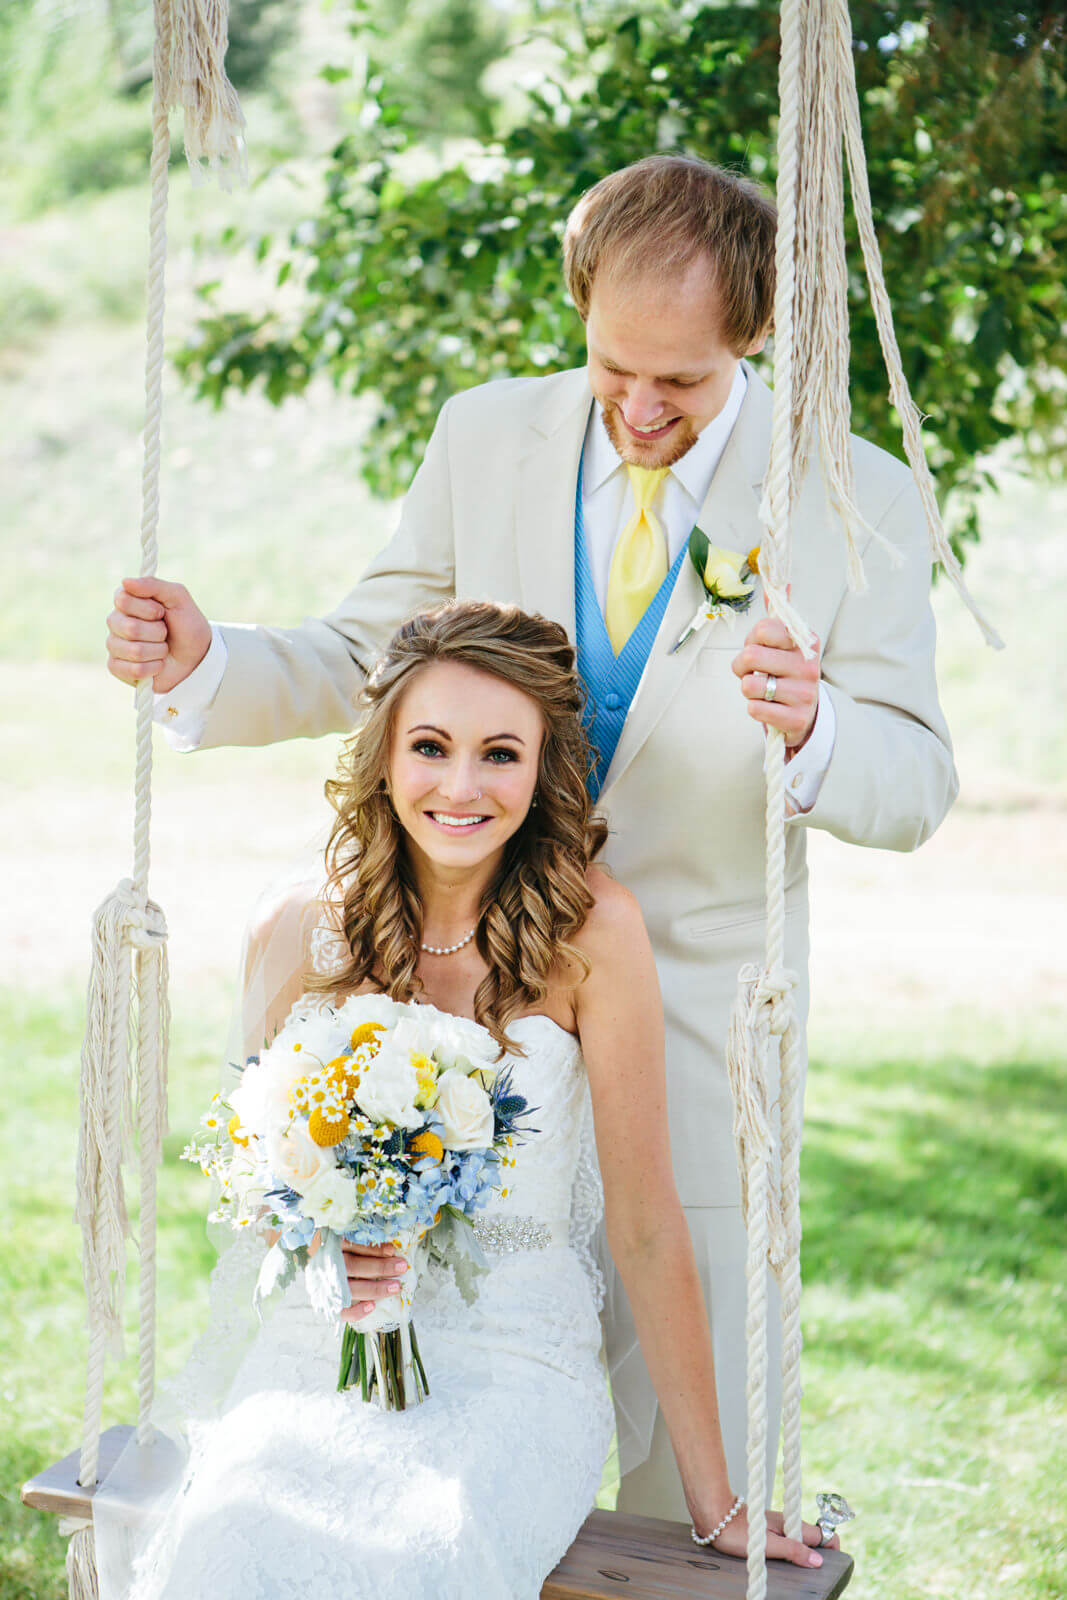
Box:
[2,2,1064,1596]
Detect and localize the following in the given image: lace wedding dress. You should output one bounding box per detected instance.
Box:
[109,1009,614,1600]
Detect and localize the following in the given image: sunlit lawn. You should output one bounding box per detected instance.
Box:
[3,988,1063,1600]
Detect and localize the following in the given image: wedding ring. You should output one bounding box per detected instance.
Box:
[762,673,778,702]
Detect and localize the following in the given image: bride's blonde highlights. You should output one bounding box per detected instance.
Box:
[311,601,608,1051]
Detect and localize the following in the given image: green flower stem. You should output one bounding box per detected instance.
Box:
[337,1323,429,1410]
[337,1323,357,1392]
[410,1323,430,1398]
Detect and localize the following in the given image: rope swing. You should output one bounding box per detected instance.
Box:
[63,5,244,1595]
[727,0,998,1594]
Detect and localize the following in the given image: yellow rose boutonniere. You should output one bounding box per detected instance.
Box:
[669,529,760,654]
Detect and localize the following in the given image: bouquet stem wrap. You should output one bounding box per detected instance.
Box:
[336,1229,430,1410]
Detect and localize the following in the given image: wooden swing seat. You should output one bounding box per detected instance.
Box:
[23,1425,853,1600]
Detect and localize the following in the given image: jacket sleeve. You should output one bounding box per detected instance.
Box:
[198,399,458,749]
[792,475,959,851]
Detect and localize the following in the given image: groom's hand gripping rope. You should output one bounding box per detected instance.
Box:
[732,615,821,751]
[106,576,212,693]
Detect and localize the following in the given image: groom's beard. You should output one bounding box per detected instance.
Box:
[599,404,701,471]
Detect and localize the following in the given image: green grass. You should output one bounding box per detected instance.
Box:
[795,1024,1066,1598]
[4,991,1064,1600]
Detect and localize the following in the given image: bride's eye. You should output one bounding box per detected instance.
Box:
[485,748,519,764]
[412,739,444,757]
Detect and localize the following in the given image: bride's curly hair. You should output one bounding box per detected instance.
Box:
[310,600,608,1051]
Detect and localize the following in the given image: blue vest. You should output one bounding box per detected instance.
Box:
[574,460,688,797]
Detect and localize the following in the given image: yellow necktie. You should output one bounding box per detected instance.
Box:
[605,464,669,655]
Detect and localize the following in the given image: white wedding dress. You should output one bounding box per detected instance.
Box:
[109,1010,614,1600]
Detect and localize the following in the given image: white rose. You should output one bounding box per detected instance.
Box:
[334,991,413,1033]
[703,546,753,600]
[274,1006,350,1063]
[300,1167,361,1230]
[431,1016,497,1076]
[388,1015,440,1058]
[356,1039,423,1128]
[265,1119,336,1195]
[436,1069,495,1151]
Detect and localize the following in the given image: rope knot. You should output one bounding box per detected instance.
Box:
[755,965,798,1036]
[114,879,169,949]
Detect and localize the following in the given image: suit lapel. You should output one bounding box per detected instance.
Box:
[515,369,593,640]
[600,367,773,797]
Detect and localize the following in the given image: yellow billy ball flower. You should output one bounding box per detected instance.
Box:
[350,1021,385,1055]
[409,1129,444,1164]
[227,1114,250,1148]
[308,1108,350,1147]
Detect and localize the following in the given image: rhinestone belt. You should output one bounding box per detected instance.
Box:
[473,1215,561,1254]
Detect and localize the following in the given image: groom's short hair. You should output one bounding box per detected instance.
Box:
[562,155,776,354]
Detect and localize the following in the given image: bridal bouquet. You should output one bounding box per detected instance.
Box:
[183,993,533,1410]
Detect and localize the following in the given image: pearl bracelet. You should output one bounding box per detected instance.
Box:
[691,1494,745,1547]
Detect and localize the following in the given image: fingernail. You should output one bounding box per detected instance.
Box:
[809,1553,822,1567]
[386,1280,401,1293]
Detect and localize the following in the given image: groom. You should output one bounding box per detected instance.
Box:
[106,155,957,1516]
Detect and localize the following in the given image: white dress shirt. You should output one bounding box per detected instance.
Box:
[155,367,835,808]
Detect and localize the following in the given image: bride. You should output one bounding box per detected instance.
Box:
[105,599,832,1599]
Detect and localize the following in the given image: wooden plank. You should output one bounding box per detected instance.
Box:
[17,1426,187,1522]
[542,1510,853,1600]
[22,1426,136,1518]
[26,1438,853,1600]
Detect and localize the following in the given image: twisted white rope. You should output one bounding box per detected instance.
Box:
[726,1,809,1591]
[67,4,243,1594]
[829,0,1002,647]
[730,4,1001,1595]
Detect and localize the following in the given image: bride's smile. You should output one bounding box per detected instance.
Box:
[388,658,543,896]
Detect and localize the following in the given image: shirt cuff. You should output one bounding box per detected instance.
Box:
[153,626,228,752]
[784,682,836,816]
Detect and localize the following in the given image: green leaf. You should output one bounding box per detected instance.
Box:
[688,526,711,586]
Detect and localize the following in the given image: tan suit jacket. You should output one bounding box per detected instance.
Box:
[205,363,955,1206]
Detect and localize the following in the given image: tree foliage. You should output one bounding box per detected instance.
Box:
[178,1,1067,548]
[342,0,509,141]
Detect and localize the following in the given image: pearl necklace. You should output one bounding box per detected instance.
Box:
[419,926,477,956]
